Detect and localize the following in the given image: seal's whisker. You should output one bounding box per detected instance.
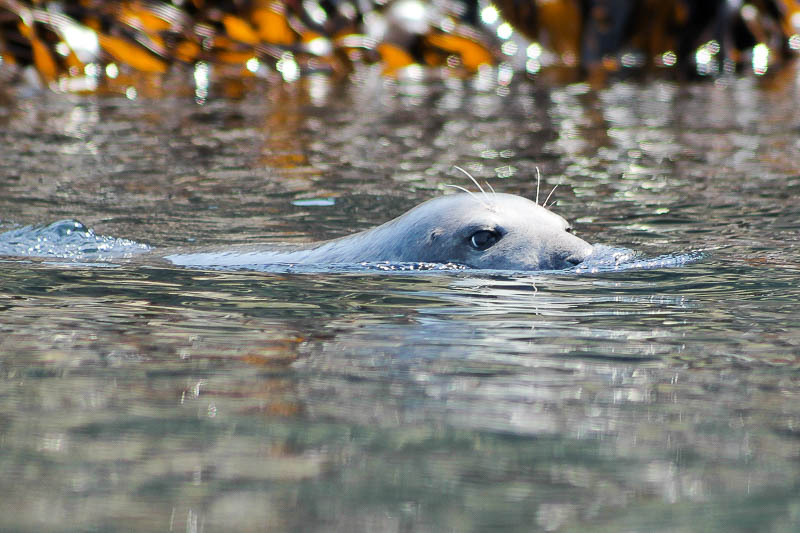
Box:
[485,180,497,200]
[453,165,487,200]
[443,184,490,209]
[535,167,541,205]
[543,181,561,208]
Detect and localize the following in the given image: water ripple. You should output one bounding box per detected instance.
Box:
[0,219,150,260]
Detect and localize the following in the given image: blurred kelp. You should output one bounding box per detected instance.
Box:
[0,0,798,93]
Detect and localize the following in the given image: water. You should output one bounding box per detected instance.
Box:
[1,69,800,532]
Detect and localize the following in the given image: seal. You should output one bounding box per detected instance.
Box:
[165,192,593,271]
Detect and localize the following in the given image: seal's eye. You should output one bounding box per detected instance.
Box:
[469,230,500,251]
[566,226,574,234]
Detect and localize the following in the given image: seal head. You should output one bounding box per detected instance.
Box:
[341,192,593,270]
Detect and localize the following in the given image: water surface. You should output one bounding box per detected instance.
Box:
[1,71,800,532]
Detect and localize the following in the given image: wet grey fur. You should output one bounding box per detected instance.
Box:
[166,193,593,271]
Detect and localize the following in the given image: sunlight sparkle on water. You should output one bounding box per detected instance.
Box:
[105,63,119,78]
[752,43,769,75]
[306,37,333,56]
[498,63,514,85]
[481,5,499,24]
[741,3,758,21]
[308,74,330,106]
[277,52,300,82]
[501,41,518,56]
[194,61,210,101]
[695,49,709,69]
[527,43,542,59]
[389,0,429,34]
[303,0,328,24]
[695,41,720,75]
[55,42,70,57]
[60,21,100,63]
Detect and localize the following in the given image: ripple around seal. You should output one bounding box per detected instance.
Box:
[573,244,705,274]
[235,246,702,275]
[190,250,702,275]
[0,220,701,273]
[208,261,471,274]
[0,219,150,260]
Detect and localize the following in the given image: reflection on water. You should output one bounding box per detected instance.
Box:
[2,72,800,531]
